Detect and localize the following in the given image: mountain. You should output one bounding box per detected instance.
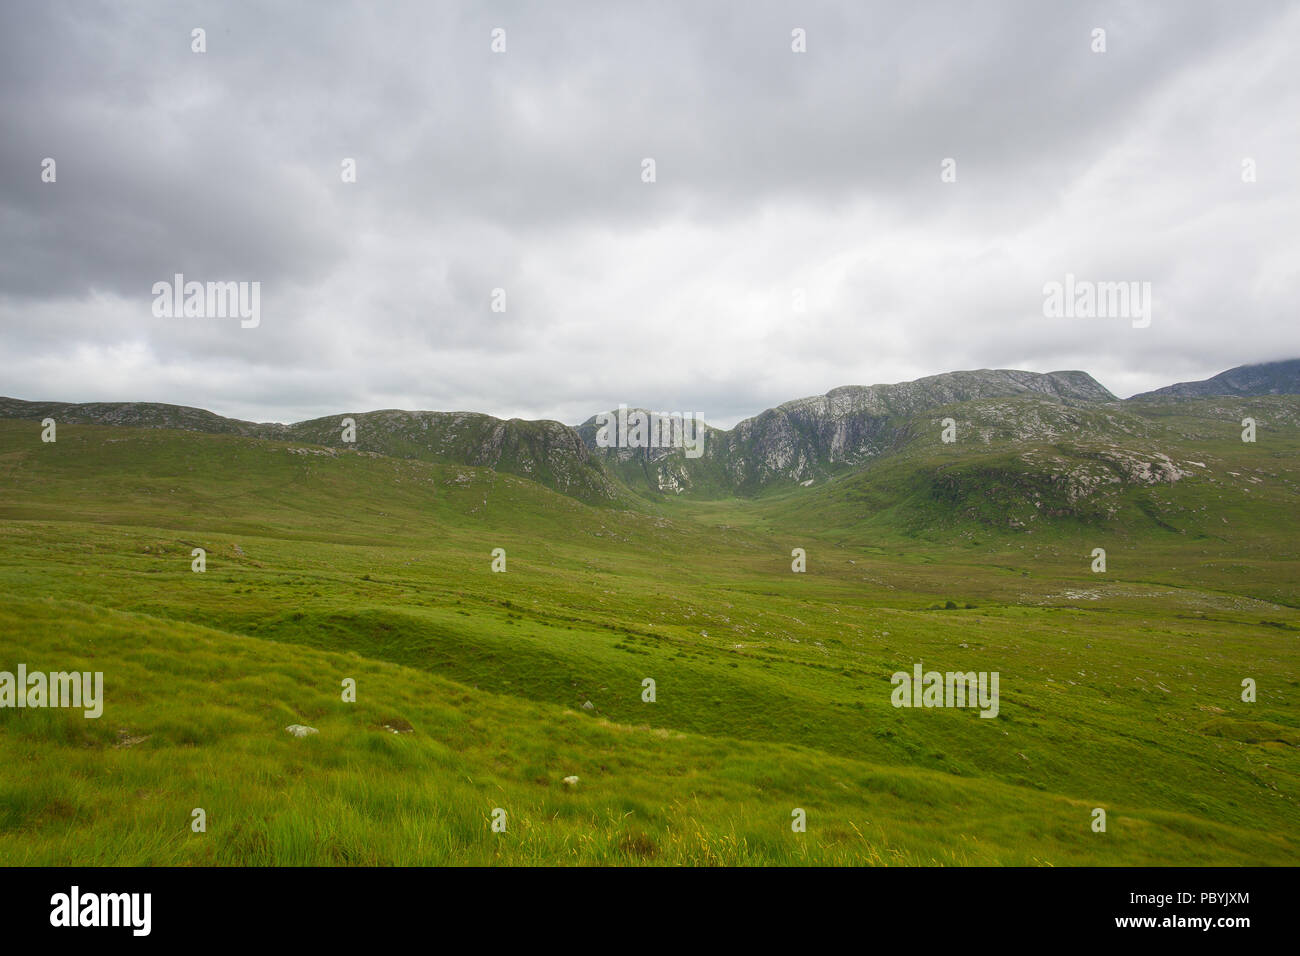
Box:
[761,392,1300,551]
[0,397,283,438]
[283,410,620,502]
[0,397,621,504]
[578,369,1116,496]
[3,369,1115,503]
[1128,359,1300,400]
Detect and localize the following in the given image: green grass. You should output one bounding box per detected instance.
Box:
[0,407,1296,865]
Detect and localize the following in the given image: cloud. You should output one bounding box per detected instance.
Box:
[2,0,1297,427]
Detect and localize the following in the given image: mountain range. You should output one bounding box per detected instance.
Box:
[3,359,1296,503]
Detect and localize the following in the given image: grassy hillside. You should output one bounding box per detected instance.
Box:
[0,415,1296,865]
[747,396,1300,605]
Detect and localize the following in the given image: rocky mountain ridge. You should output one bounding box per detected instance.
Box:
[577,369,1116,494]
[1128,358,1300,401]
[4,361,1295,502]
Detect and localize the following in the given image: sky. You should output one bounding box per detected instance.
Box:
[2,0,1298,429]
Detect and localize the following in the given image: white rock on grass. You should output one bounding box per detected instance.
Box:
[285,724,318,737]
[562,776,580,787]
[581,700,594,710]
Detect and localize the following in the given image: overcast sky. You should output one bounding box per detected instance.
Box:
[2,1,1297,428]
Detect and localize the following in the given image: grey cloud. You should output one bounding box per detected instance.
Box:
[1,0,1298,426]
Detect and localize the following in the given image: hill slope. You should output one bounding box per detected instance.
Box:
[0,398,621,505]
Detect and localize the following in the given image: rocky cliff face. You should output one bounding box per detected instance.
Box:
[579,369,1116,495]
[285,410,620,502]
[1128,359,1300,400]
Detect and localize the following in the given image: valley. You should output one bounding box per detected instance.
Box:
[0,366,1297,865]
